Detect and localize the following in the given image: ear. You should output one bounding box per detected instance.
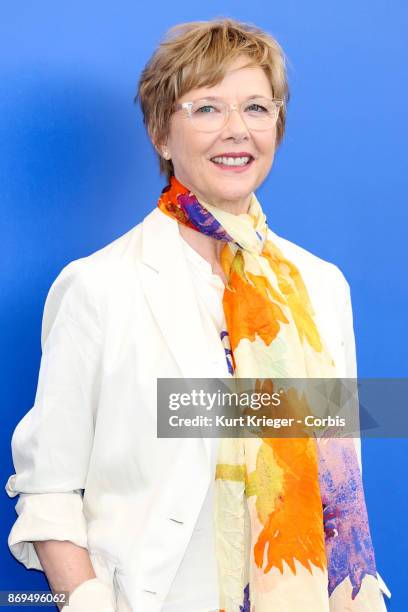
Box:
[151,136,171,160]
[150,132,169,159]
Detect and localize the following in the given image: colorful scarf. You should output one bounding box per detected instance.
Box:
[158,176,386,611]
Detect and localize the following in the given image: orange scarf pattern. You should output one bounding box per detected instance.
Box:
[158,176,386,612]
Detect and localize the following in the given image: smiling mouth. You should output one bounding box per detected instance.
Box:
[210,155,254,167]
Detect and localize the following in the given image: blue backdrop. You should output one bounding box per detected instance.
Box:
[1,1,406,609]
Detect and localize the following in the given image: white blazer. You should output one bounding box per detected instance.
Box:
[6,206,390,611]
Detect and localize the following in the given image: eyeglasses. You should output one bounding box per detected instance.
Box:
[173,96,283,133]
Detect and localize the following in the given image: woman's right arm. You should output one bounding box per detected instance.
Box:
[34,541,95,608]
[5,260,115,610]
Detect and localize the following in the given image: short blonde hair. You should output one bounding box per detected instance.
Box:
[136,18,290,180]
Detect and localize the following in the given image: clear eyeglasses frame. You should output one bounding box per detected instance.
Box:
[173,97,284,133]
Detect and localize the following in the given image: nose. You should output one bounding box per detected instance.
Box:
[221,105,250,140]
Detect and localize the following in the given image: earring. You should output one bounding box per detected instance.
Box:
[162,147,170,160]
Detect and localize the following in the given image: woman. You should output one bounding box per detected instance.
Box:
[6,18,390,612]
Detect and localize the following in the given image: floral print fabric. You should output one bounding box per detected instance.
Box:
[158,176,386,612]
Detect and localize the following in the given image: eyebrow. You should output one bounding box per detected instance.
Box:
[187,94,270,103]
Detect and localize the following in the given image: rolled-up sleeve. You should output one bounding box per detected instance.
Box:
[5,258,102,570]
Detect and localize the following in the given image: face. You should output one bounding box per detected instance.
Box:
[162,55,278,214]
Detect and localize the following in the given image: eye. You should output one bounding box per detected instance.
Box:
[195,104,218,114]
[245,103,268,113]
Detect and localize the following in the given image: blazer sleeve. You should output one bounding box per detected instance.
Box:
[5,258,102,570]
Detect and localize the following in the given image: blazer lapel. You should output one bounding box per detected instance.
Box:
[139,207,217,464]
[139,207,216,378]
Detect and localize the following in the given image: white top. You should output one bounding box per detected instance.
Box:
[162,233,229,612]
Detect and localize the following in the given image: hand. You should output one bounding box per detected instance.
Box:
[63,578,116,611]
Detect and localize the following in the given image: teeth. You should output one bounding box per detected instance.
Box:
[211,156,251,166]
